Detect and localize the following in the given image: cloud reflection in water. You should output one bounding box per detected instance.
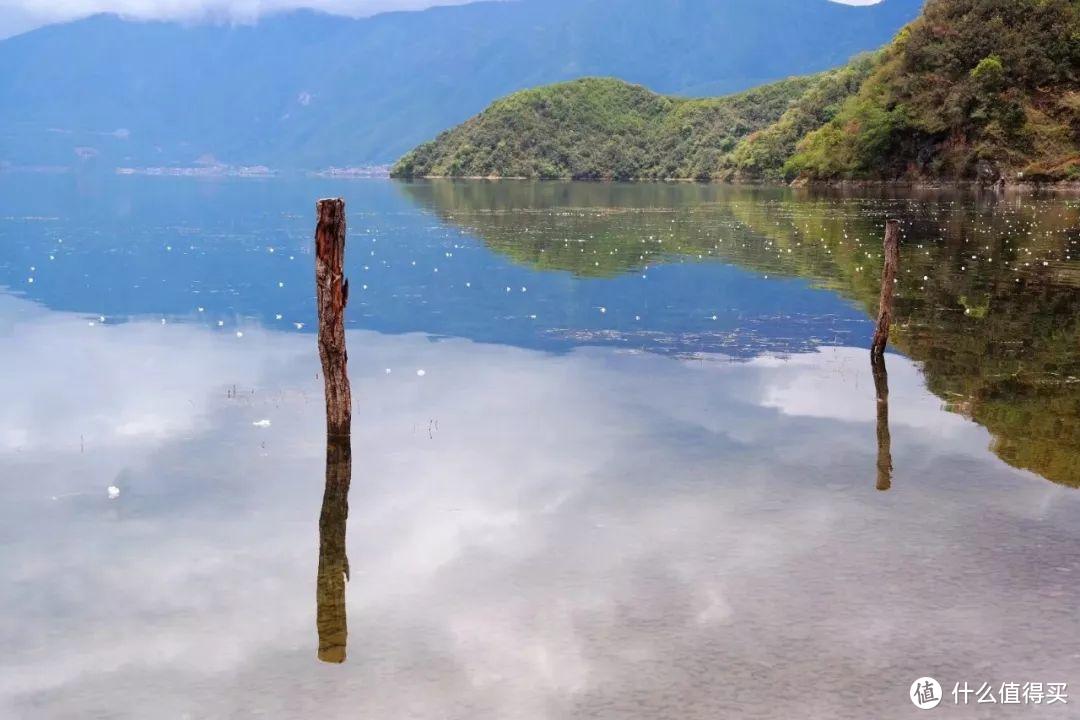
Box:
[1,298,1078,719]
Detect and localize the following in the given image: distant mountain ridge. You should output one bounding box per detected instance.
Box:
[0,0,924,169]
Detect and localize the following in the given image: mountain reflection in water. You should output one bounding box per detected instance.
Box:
[402,181,1080,487]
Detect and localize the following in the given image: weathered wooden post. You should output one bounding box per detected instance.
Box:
[315,198,351,437]
[871,219,900,357]
[871,353,892,492]
[314,198,353,663]
[317,435,352,663]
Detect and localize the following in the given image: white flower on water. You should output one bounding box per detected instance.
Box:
[252,419,271,428]
[107,486,120,500]
[416,369,426,377]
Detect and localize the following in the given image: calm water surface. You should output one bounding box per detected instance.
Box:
[1,175,1078,719]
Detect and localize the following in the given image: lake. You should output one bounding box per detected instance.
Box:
[1,174,1078,718]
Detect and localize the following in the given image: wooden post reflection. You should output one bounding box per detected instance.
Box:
[317,435,352,662]
[871,352,893,491]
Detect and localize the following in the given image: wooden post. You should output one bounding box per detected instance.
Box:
[316,435,352,663]
[871,353,892,492]
[871,219,900,357]
[314,198,352,663]
[315,198,351,438]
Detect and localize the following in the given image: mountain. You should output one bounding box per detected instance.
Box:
[0,0,924,170]
[726,55,879,182]
[389,60,883,180]
[787,0,1080,182]
[395,0,1079,183]
[391,76,820,180]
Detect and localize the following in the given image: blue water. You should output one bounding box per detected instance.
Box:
[0,174,871,356]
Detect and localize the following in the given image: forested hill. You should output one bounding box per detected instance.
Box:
[391,76,823,180]
[394,0,1080,183]
[0,0,922,169]
[786,0,1080,182]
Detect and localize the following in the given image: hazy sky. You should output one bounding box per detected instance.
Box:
[0,0,882,39]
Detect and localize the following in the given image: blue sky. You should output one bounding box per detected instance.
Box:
[0,0,881,39]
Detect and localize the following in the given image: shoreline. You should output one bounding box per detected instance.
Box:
[392,174,1080,192]
[5,163,1076,193]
